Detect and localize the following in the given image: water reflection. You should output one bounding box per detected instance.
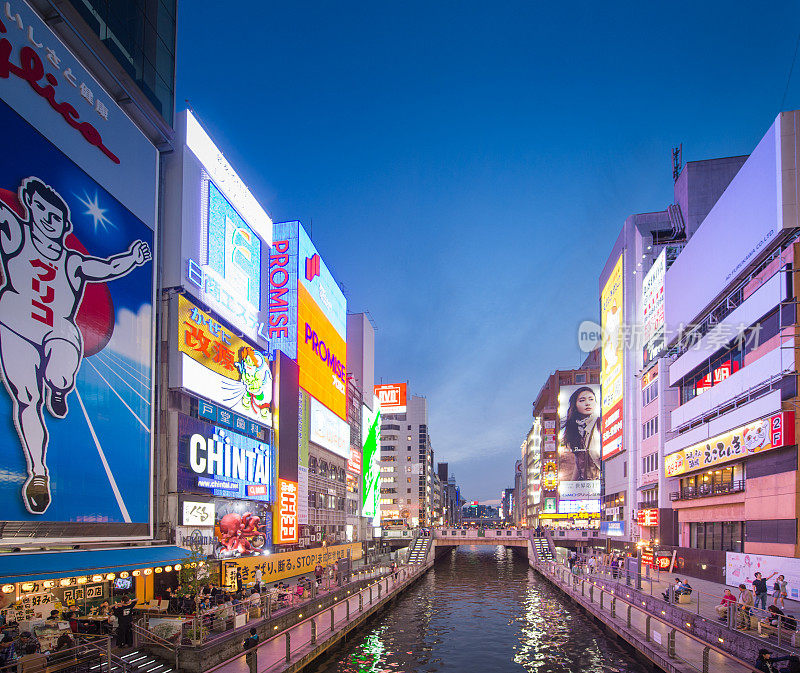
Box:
[311,545,647,673]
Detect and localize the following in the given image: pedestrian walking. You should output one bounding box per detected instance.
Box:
[314,564,324,586]
[753,571,777,612]
[254,567,263,593]
[236,568,243,593]
[243,627,258,673]
[773,574,788,608]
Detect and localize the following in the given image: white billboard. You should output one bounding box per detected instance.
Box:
[641,250,666,362]
[665,112,800,330]
[162,111,272,347]
[726,551,800,601]
[309,395,350,458]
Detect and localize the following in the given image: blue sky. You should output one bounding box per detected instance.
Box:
[177,1,800,502]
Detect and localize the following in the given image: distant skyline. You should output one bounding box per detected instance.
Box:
[177,1,800,501]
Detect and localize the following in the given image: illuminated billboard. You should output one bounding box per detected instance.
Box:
[269,221,347,364]
[0,0,158,539]
[164,111,272,347]
[664,412,794,478]
[558,384,601,503]
[374,383,407,414]
[309,394,350,458]
[361,399,381,527]
[641,250,666,363]
[601,255,624,460]
[298,284,347,419]
[177,414,273,502]
[273,478,298,544]
[529,418,542,505]
[174,295,274,425]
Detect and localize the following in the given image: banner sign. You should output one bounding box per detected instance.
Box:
[637,508,659,527]
[664,412,794,478]
[361,399,381,527]
[196,398,268,442]
[601,255,624,459]
[222,542,362,588]
[177,295,274,425]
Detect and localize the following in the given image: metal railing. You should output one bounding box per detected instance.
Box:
[201,562,428,673]
[0,634,118,673]
[550,557,800,666]
[132,564,389,649]
[539,561,776,673]
[669,480,745,500]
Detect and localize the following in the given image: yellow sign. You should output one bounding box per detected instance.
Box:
[663,412,793,477]
[601,255,624,460]
[222,542,362,588]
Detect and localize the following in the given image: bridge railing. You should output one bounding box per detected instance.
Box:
[436,529,528,539]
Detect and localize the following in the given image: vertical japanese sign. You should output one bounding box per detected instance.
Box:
[641,250,666,363]
[601,255,624,460]
[274,478,298,544]
[0,0,158,534]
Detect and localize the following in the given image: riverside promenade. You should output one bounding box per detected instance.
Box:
[530,556,797,673]
[205,558,431,673]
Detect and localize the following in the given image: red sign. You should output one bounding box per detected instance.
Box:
[696,360,740,394]
[246,485,268,497]
[347,448,362,475]
[375,383,407,413]
[656,555,671,570]
[637,509,659,527]
[274,479,298,544]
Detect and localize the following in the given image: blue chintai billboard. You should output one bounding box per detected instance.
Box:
[0,100,155,532]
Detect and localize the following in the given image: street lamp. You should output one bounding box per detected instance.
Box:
[635,540,644,590]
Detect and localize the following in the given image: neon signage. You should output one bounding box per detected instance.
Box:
[275,478,298,544]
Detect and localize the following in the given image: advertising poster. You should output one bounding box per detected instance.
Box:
[529,417,542,505]
[558,384,601,505]
[0,100,154,527]
[298,283,347,420]
[176,414,273,502]
[274,478,298,545]
[212,500,270,559]
[375,383,407,414]
[173,111,272,348]
[726,552,800,600]
[601,255,624,460]
[177,295,274,425]
[664,412,794,478]
[361,399,381,527]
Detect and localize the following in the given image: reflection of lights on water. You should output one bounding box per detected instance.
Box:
[348,630,386,673]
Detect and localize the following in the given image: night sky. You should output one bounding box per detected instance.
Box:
[177,1,800,503]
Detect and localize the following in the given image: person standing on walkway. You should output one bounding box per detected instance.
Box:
[753,571,777,612]
[254,567,263,593]
[773,574,788,608]
[314,564,324,587]
[243,627,258,673]
[112,597,138,648]
[738,583,754,629]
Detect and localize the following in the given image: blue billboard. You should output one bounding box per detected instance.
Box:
[297,226,346,339]
[177,414,273,502]
[0,97,154,528]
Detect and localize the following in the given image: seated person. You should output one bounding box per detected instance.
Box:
[47,610,60,621]
[766,604,798,631]
[663,578,684,602]
[716,589,736,620]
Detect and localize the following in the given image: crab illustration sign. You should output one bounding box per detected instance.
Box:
[175,295,274,425]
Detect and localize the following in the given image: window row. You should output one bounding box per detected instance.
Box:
[642,416,658,439]
[688,521,744,552]
[309,493,346,511]
[642,381,658,406]
[309,457,346,482]
[642,453,658,474]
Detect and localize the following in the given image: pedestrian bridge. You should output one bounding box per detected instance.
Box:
[434,529,530,547]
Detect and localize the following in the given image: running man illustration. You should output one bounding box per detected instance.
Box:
[0,177,151,514]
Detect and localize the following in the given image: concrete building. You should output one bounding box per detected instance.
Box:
[598,155,748,550]
[661,111,800,577]
[438,463,463,526]
[380,393,435,527]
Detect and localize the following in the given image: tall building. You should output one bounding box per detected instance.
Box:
[524,353,601,528]
[379,390,434,527]
[662,112,800,576]
[598,155,747,549]
[0,0,176,613]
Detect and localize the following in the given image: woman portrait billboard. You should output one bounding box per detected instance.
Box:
[558,384,601,486]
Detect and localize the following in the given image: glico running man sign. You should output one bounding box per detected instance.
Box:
[0,0,158,538]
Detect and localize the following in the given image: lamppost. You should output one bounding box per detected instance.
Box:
[636,540,644,590]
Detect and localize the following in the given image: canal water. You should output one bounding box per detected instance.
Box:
[310,545,648,673]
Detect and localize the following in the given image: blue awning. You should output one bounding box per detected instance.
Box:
[0,546,192,584]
